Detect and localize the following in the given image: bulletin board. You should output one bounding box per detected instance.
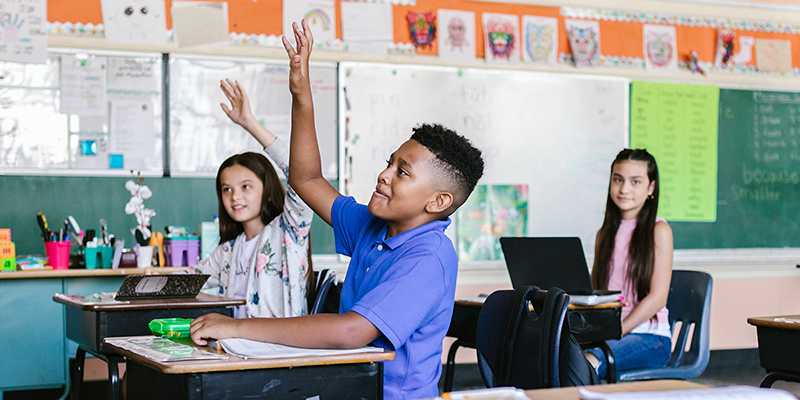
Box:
[0,50,164,174]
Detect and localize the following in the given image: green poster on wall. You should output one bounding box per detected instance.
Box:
[630,81,720,222]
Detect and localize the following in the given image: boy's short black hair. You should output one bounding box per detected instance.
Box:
[410,123,484,211]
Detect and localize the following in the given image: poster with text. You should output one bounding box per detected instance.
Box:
[0,0,47,64]
[457,185,528,261]
[521,15,557,65]
[60,55,108,117]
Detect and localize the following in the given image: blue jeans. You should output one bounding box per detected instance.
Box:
[585,333,671,379]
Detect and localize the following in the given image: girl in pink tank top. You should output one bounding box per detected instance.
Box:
[584,149,674,380]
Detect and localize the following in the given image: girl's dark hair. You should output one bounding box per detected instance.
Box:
[592,149,659,304]
[216,152,285,243]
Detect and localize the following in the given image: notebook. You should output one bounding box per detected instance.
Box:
[500,237,620,296]
[115,274,210,300]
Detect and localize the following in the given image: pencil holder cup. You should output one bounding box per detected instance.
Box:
[164,237,200,267]
[84,246,113,269]
[45,241,71,270]
[137,246,154,268]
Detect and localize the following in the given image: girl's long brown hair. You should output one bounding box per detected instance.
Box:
[216,152,285,243]
[592,149,659,304]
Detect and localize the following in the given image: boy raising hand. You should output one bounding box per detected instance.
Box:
[191,20,485,400]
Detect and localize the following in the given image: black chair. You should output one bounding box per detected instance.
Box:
[475,286,570,389]
[616,270,713,381]
[310,269,340,314]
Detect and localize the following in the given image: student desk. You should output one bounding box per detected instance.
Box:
[523,379,708,400]
[104,336,395,400]
[747,315,800,388]
[444,297,622,390]
[53,292,244,400]
[0,267,183,399]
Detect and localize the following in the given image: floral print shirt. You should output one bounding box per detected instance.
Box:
[193,138,313,318]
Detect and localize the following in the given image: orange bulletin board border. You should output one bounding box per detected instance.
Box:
[48,0,800,70]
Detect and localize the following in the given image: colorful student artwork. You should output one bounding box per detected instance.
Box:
[732,36,755,65]
[755,39,793,73]
[407,11,436,48]
[0,0,47,63]
[437,9,476,63]
[101,0,168,43]
[643,24,678,73]
[283,0,336,46]
[687,50,706,76]
[482,13,520,64]
[456,185,528,261]
[713,28,736,68]
[564,19,601,68]
[521,16,557,65]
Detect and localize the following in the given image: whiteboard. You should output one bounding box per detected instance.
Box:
[169,56,338,178]
[341,63,629,253]
[0,51,163,174]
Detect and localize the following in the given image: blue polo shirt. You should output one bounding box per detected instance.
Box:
[332,195,458,400]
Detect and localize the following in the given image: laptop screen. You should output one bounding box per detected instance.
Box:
[500,237,597,295]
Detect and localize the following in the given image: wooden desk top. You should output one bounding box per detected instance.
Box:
[454,296,622,310]
[53,293,244,311]
[104,336,395,374]
[748,315,800,331]
[523,380,708,400]
[1,267,187,280]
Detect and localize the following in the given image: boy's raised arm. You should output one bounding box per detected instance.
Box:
[283,20,339,226]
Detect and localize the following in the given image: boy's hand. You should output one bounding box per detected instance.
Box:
[190,313,239,346]
[282,20,314,97]
[220,78,256,127]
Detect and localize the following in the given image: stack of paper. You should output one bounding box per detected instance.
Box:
[569,294,623,306]
[579,386,796,400]
[218,338,384,360]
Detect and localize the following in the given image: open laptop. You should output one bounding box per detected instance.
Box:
[115,274,210,300]
[500,237,620,296]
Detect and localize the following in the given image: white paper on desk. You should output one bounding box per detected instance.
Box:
[0,0,47,64]
[101,0,168,43]
[569,294,622,306]
[443,387,528,400]
[283,0,336,46]
[341,2,393,56]
[171,1,229,47]
[579,386,796,400]
[219,338,383,360]
[60,56,108,117]
[105,336,228,362]
[109,100,156,160]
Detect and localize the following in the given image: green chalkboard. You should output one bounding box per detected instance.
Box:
[0,176,336,257]
[671,88,800,249]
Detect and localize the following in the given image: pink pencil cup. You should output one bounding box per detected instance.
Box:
[45,241,71,270]
[164,237,200,267]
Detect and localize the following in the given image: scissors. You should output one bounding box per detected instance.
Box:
[149,231,165,267]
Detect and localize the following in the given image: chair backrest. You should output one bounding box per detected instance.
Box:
[475,286,569,390]
[665,270,713,371]
[310,269,340,315]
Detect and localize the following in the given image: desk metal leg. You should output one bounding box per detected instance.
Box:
[597,341,616,384]
[107,354,124,400]
[443,340,476,393]
[73,347,86,400]
[760,371,800,388]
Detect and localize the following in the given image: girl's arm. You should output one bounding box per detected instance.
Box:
[193,241,230,294]
[220,78,277,149]
[621,221,674,335]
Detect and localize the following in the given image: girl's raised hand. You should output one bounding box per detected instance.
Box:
[220,78,255,127]
[281,19,314,97]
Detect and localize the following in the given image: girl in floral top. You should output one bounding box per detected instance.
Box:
[191,78,313,318]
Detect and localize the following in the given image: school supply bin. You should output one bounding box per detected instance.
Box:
[164,237,200,267]
[45,241,71,270]
[149,318,193,340]
[84,246,114,269]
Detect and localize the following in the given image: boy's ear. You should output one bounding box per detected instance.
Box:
[425,191,454,214]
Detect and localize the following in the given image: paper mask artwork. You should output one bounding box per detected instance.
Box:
[102,0,168,43]
[565,19,601,68]
[407,11,436,48]
[482,13,520,64]
[521,16,557,65]
[437,9,476,63]
[457,185,528,261]
[643,25,678,73]
[714,28,736,68]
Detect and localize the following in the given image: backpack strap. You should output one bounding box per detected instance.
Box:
[494,285,538,386]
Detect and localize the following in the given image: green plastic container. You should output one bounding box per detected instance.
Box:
[149,318,194,340]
